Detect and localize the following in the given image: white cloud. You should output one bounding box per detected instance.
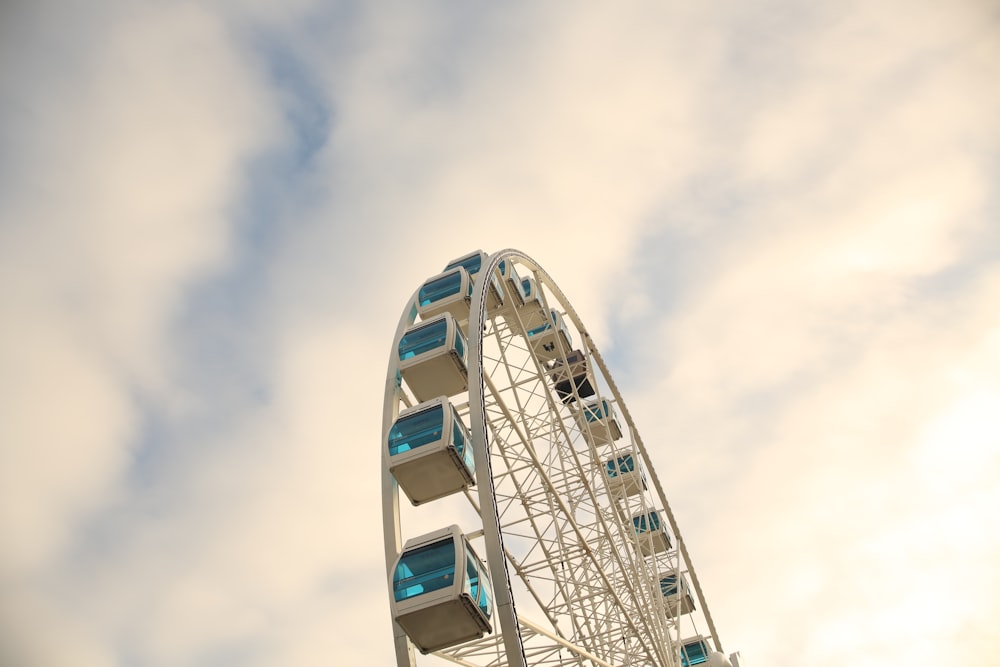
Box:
[0,0,284,660]
[1,0,998,665]
[613,3,1000,665]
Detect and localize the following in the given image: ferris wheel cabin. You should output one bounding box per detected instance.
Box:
[604,451,646,497]
[398,313,468,402]
[391,525,494,654]
[659,572,696,617]
[444,250,505,315]
[417,267,474,323]
[632,510,672,555]
[387,397,476,505]
[526,309,573,362]
[680,637,710,666]
[515,276,547,323]
[575,398,623,442]
[497,259,528,308]
[678,636,734,667]
[550,349,596,404]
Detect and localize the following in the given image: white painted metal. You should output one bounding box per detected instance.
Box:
[391,525,494,654]
[417,267,475,324]
[387,396,476,506]
[382,250,728,666]
[397,313,469,403]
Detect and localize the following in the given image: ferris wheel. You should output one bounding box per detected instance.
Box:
[381,249,741,667]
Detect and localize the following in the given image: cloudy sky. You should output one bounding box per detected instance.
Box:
[1,0,998,665]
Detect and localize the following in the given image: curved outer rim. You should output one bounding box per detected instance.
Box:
[382,249,722,667]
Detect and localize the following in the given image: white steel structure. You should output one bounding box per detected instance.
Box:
[382,249,738,667]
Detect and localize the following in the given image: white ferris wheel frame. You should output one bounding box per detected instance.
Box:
[382,249,723,667]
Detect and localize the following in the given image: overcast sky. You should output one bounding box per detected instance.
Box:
[1,1,998,665]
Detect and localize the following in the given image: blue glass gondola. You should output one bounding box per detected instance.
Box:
[444,250,486,276]
[391,525,494,654]
[659,572,696,616]
[387,396,476,505]
[681,637,709,666]
[515,275,547,324]
[444,250,505,314]
[526,309,573,362]
[398,313,468,402]
[632,510,672,555]
[496,258,528,308]
[512,275,549,338]
[549,349,595,404]
[417,267,474,323]
[604,451,646,497]
[575,398,623,442]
